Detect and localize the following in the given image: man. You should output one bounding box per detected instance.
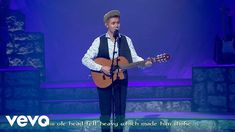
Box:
[82,10,152,132]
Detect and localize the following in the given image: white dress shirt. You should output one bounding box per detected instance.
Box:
[82,33,144,71]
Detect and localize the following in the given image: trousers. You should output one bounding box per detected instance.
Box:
[97,79,128,132]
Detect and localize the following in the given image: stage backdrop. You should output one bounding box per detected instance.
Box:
[9,0,229,82]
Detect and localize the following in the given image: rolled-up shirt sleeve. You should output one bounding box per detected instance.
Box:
[126,37,144,62]
[82,38,102,71]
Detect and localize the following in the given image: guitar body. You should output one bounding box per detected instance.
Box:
[91,56,129,88]
[91,53,170,88]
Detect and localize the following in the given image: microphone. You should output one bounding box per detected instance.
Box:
[113,28,119,39]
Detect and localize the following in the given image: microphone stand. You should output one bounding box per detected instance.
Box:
[110,30,120,131]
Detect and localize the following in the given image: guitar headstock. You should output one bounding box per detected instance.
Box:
[149,53,170,63]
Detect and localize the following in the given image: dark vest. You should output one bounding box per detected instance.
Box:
[97,34,133,79]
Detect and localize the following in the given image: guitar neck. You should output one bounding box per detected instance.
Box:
[121,60,147,70]
[118,53,170,70]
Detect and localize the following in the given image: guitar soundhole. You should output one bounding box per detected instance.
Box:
[103,75,105,80]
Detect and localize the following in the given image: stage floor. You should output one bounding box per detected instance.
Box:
[46,112,235,120]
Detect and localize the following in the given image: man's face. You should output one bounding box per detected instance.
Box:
[105,17,120,33]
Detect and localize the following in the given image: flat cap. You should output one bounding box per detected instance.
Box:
[103,10,120,23]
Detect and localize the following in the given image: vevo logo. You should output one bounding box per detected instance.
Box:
[5,115,50,127]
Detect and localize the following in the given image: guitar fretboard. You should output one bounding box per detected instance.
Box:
[119,53,170,70]
[120,60,147,70]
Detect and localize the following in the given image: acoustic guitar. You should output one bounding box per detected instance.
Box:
[91,53,170,88]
